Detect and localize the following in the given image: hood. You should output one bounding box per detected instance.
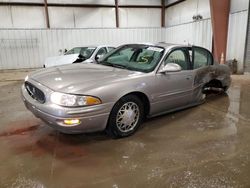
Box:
[44,54,80,68]
[30,63,142,93]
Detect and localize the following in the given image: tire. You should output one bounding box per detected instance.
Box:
[106,95,144,138]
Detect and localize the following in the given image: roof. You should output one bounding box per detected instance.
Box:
[71,45,115,49]
[155,42,191,48]
[123,42,192,49]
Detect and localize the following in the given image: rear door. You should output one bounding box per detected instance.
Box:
[190,46,214,103]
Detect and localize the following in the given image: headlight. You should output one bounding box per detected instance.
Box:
[50,92,101,107]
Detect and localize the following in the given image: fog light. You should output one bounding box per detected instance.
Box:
[63,119,81,125]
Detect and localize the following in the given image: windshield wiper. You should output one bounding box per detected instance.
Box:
[99,61,127,69]
[112,64,127,69]
[98,61,114,67]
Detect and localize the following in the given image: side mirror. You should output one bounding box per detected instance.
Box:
[159,63,182,73]
[63,48,68,55]
[96,54,104,61]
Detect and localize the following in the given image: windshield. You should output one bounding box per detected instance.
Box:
[99,44,164,73]
[65,47,96,59]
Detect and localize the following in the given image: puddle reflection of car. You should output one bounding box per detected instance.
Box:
[43,45,115,68]
[22,43,231,138]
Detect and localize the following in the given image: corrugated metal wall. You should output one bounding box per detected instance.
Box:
[0,28,164,69]
[0,18,213,69]
[227,11,248,73]
[0,18,213,70]
[165,19,212,50]
[226,0,249,73]
[244,5,250,73]
[165,0,211,27]
[243,10,250,73]
[0,1,162,29]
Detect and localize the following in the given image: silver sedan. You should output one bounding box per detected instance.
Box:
[22,43,231,138]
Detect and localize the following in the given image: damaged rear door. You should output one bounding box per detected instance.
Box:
[190,46,214,103]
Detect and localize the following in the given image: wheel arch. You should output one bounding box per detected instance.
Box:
[203,79,226,93]
[205,79,223,88]
[106,91,150,138]
[117,91,151,117]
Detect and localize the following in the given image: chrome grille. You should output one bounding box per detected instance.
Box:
[25,82,46,104]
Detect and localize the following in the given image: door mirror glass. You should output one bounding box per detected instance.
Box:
[159,63,182,73]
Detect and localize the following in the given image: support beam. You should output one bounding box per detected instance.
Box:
[0,2,44,6]
[165,0,186,8]
[210,0,230,64]
[0,1,185,8]
[118,5,161,8]
[0,2,115,8]
[161,0,165,27]
[44,0,50,29]
[115,0,119,28]
[47,4,115,8]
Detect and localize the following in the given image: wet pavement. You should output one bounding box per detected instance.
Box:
[0,75,250,188]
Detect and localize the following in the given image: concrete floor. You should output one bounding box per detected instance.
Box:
[0,70,250,188]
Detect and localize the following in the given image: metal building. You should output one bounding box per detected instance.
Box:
[1,1,250,187]
[0,0,249,73]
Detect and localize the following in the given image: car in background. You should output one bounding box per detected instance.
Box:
[22,43,231,138]
[43,45,115,68]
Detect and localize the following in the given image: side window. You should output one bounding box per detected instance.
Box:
[193,47,213,69]
[107,47,115,52]
[79,47,95,58]
[164,49,188,70]
[96,47,107,56]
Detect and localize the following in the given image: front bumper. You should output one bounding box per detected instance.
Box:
[21,81,112,134]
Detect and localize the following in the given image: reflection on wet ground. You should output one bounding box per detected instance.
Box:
[0,78,250,188]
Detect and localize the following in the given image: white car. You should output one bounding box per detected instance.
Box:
[43,45,115,68]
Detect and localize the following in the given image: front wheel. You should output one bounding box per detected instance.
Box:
[106,95,144,138]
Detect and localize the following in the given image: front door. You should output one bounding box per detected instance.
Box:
[151,48,194,115]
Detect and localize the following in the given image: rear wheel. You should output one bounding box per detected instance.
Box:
[106,95,144,138]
